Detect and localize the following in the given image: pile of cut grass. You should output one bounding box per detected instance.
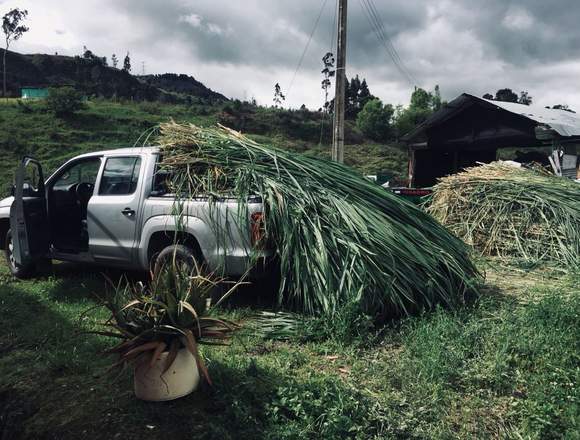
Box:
[157,122,480,319]
[428,162,580,269]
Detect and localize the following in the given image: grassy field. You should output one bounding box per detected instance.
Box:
[0,258,577,439]
[0,99,407,195]
[0,98,577,438]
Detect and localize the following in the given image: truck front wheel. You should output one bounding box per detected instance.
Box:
[4,229,34,278]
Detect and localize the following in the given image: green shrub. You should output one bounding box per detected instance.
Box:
[356,99,394,141]
[16,99,34,114]
[46,87,86,116]
[138,100,162,114]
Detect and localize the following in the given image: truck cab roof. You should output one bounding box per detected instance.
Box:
[74,146,160,160]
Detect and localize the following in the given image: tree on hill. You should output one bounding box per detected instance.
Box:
[494,88,518,103]
[356,98,394,141]
[394,86,442,138]
[518,91,532,105]
[111,53,118,69]
[328,75,375,118]
[346,75,375,119]
[2,8,28,97]
[123,52,131,72]
[273,83,285,107]
[486,89,532,105]
[432,85,442,111]
[321,52,335,112]
[46,86,86,117]
[551,104,576,113]
[83,45,94,59]
[82,45,107,66]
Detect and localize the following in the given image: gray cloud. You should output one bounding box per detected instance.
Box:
[111,0,431,70]
[441,0,580,65]
[10,0,580,110]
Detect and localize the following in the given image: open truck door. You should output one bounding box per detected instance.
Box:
[8,157,49,275]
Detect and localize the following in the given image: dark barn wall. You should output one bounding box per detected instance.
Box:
[410,102,541,186]
[427,104,538,151]
[412,148,497,187]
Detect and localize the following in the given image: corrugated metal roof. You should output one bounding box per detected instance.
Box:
[477,95,580,137]
[403,93,580,144]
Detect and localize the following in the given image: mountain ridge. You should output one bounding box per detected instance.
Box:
[0,49,228,103]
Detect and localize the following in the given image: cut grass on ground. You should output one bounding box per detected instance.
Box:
[0,259,577,439]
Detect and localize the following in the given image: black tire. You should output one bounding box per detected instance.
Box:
[4,229,34,278]
[152,244,222,305]
[152,244,202,279]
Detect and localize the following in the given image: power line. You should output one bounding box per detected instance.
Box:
[372,0,418,85]
[366,0,417,84]
[363,0,415,84]
[330,0,338,54]
[358,0,417,86]
[286,0,329,98]
[360,0,414,84]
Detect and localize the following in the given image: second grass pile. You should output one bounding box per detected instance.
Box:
[157,122,480,319]
[428,162,580,269]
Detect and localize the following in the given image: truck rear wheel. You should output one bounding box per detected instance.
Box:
[4,229,34,278]
[152,244,202,280]
[152,244,221,306]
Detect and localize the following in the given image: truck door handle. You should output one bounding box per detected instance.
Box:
[121,207,135,217]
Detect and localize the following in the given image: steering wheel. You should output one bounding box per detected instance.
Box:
[71,182,94,205]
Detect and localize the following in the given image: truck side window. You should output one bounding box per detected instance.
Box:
[150,155,174,197]
[99,157,141,195]
[22,163,41,195]
[151,169,173,196]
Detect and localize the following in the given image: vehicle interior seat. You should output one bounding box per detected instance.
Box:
[48,158,100,252]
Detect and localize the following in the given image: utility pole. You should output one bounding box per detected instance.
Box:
[332,0,347,163]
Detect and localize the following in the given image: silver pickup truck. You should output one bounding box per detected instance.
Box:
[0,148,266,278]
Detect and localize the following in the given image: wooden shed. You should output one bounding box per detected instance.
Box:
[403,94,580,187]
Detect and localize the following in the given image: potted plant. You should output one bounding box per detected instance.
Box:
[91,254,241,401]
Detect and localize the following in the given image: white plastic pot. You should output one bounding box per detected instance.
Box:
[134,347,200,401]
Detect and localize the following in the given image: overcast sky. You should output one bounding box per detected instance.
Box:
[3,0,580,110]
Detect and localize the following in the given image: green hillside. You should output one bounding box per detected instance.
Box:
[0,99,407,194]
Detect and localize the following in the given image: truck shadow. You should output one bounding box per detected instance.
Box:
[36,260,281,311]
[0,280,308,440]
[33,261,146,303]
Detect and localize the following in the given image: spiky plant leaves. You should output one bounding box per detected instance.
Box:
[88,259,241,383]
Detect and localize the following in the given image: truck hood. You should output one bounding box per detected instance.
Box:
[0,196,14,209]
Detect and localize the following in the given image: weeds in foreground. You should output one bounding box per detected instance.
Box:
[0,261,577,439]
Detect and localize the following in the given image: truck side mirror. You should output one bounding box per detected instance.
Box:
[9,184,15,197]
[21,182,33,197]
